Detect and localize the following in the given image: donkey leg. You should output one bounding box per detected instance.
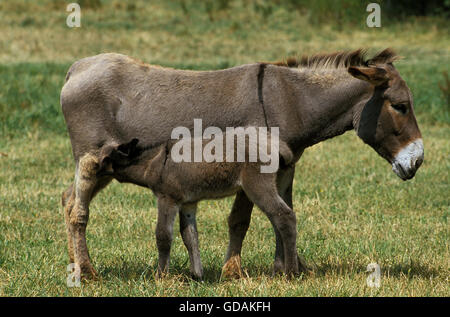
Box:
[155,196,179,278]
[222,190,253,279]
[276,166,311,275]
[68,153,105,280]
[242,170,299,276]
[179,203,203,280]
[64,173,112,278]
[262,200,299,276]
[272,166,295,274]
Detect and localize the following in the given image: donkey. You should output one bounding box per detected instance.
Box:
[61,48,423,280]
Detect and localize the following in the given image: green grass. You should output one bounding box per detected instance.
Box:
[0,125,448,296]
[0,0,448,296]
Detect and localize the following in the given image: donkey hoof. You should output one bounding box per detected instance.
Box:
[190,272,204,281]
[284,267,301,279]
[189,266,204,281]
[272,260,284,276]
[221,255,244,280]
[156,267,170,280]
[80,264,99,280]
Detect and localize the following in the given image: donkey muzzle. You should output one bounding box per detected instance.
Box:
[392,139,424,180]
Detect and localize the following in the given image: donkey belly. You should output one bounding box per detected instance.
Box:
[181,184,241,204]
[159,161,243,204]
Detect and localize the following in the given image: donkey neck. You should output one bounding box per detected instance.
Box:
[276,67,372,150]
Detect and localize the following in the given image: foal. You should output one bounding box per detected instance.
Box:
[104,130,300,279]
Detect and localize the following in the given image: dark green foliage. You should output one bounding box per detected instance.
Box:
[175,0,449,24]
[382,0,450,18]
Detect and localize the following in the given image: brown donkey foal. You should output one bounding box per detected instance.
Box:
[61,48,424,281]
[102,131,296,279]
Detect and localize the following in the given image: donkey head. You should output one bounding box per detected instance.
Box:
[348,51,423,180]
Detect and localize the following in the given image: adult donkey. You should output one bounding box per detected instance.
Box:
[61,48,423,280]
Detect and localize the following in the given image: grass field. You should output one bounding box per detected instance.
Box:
[0,1,448,296]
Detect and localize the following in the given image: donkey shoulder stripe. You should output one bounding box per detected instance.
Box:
[257,63,269,128]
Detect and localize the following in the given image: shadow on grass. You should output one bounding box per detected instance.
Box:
[312,261,442,279]
[98,261,157,281]
[97,258,219,283]
[382,262,442,279]
[97,260,267,284]
[96,258,442,283]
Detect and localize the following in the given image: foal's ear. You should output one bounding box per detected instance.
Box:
[99,138,140,166]
[117,138,139,157]
[348,66,388,86]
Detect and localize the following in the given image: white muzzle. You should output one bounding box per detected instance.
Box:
[392,138,424,180]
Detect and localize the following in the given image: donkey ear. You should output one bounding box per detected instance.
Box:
[117,138,139,157]
[348,66,388,86]
[99,138,140,166]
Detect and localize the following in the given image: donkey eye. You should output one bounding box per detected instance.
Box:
[391,104,408,114]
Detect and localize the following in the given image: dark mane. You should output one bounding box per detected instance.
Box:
[272,48,400,69]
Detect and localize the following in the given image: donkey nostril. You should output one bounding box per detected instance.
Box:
[415,157,423,169]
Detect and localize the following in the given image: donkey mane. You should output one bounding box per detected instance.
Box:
[272,48,400,70]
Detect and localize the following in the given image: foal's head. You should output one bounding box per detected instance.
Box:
[348,49,423,180]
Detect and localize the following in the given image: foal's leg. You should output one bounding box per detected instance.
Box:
[242,169,299,276]
[222,190,253,278]
[179,203,203,280]
[155,196,179,277]
[66,153,110,279]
